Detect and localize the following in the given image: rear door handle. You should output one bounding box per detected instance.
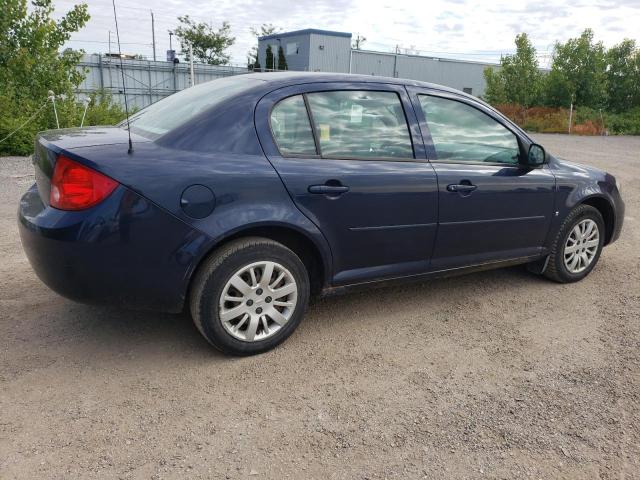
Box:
[308,185,350,195]
[447,183,477,193]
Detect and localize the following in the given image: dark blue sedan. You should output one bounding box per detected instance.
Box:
[18,73,625,355]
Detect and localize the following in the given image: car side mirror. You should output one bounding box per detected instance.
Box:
[526,143,546,166]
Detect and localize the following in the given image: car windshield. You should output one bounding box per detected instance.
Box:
[126,75,263,139]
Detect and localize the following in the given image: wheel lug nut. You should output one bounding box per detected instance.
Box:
[265,296,272,303]
[246,299,253,306]
[256,307,263,314]
[256,288,263,295]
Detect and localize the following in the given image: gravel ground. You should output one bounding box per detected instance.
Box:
[0,134,639,479]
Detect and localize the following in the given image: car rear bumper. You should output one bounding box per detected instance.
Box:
[18,183,211,313]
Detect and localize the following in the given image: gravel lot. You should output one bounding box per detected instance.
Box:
[1,134,639,479]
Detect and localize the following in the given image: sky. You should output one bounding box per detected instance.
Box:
[54,0,640,67]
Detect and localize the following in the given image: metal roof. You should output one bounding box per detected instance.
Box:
[259,29,352,41]
[353,48,500,67]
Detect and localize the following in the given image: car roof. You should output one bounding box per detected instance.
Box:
[243,71,475,99]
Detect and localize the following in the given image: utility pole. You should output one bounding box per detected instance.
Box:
[568,94,574,134]
[190,44,195,87]
[168,31,176,91]
[151,10,156,61]
[393,45,400,78]
[108,30,112,56]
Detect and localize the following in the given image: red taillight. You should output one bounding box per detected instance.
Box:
[50,155,118,210]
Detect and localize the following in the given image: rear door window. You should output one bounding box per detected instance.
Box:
[305,90,414,160]
[270,95,317,156]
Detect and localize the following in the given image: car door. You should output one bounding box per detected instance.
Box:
[255,82,438,286]
[408,88,556,270]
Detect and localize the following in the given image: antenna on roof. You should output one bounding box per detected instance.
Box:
[111,0,133,154]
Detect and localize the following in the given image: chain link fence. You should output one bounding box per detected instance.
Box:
[76,54,249,109]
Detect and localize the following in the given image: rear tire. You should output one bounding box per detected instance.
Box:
[189,237,310,355]
[543,204,605,283]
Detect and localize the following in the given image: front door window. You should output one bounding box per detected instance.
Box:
[418,95,520,165]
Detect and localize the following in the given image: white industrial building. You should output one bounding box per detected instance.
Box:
[258,29,498,96]
[75,29,500,110]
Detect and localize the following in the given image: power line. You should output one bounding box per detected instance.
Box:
[57,1,558,64]
[56,1,261,32]
[67,38,152,45]
[67,34,552,59]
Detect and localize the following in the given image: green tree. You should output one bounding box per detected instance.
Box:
[277,45,288,70]
[545,29,607,108]
[0,0,90,155]
[605,39,640,113]
[247,23,279,67]
[174,16,235,65]
[0,0,89,104]
[265,44,274,71]
[483,67,507,104]
[482,33,541,107]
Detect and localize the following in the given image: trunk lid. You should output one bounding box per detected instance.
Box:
[32,126,150,206]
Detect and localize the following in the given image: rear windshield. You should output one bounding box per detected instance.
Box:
[126,75,263,139]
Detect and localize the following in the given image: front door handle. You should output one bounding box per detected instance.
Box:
[308,184,350,195]
[447,183,477,193]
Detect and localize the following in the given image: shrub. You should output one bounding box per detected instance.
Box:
[0,94,44,156]
[492,103,640,135]
[572,120,601,135]
[0,91,131,156]
[82,92,133,126]
[496,104,572,133]
[605,108,640,135]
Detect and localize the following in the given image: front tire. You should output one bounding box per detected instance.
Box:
[544,204,605,283]
[189,237,310,355]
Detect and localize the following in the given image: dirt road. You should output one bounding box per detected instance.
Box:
[1,134,638,479]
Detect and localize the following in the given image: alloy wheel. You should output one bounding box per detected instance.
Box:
[563,219,599,274]
[219,261,298,342]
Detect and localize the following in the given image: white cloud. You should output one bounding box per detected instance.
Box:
[55,0,640,66]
